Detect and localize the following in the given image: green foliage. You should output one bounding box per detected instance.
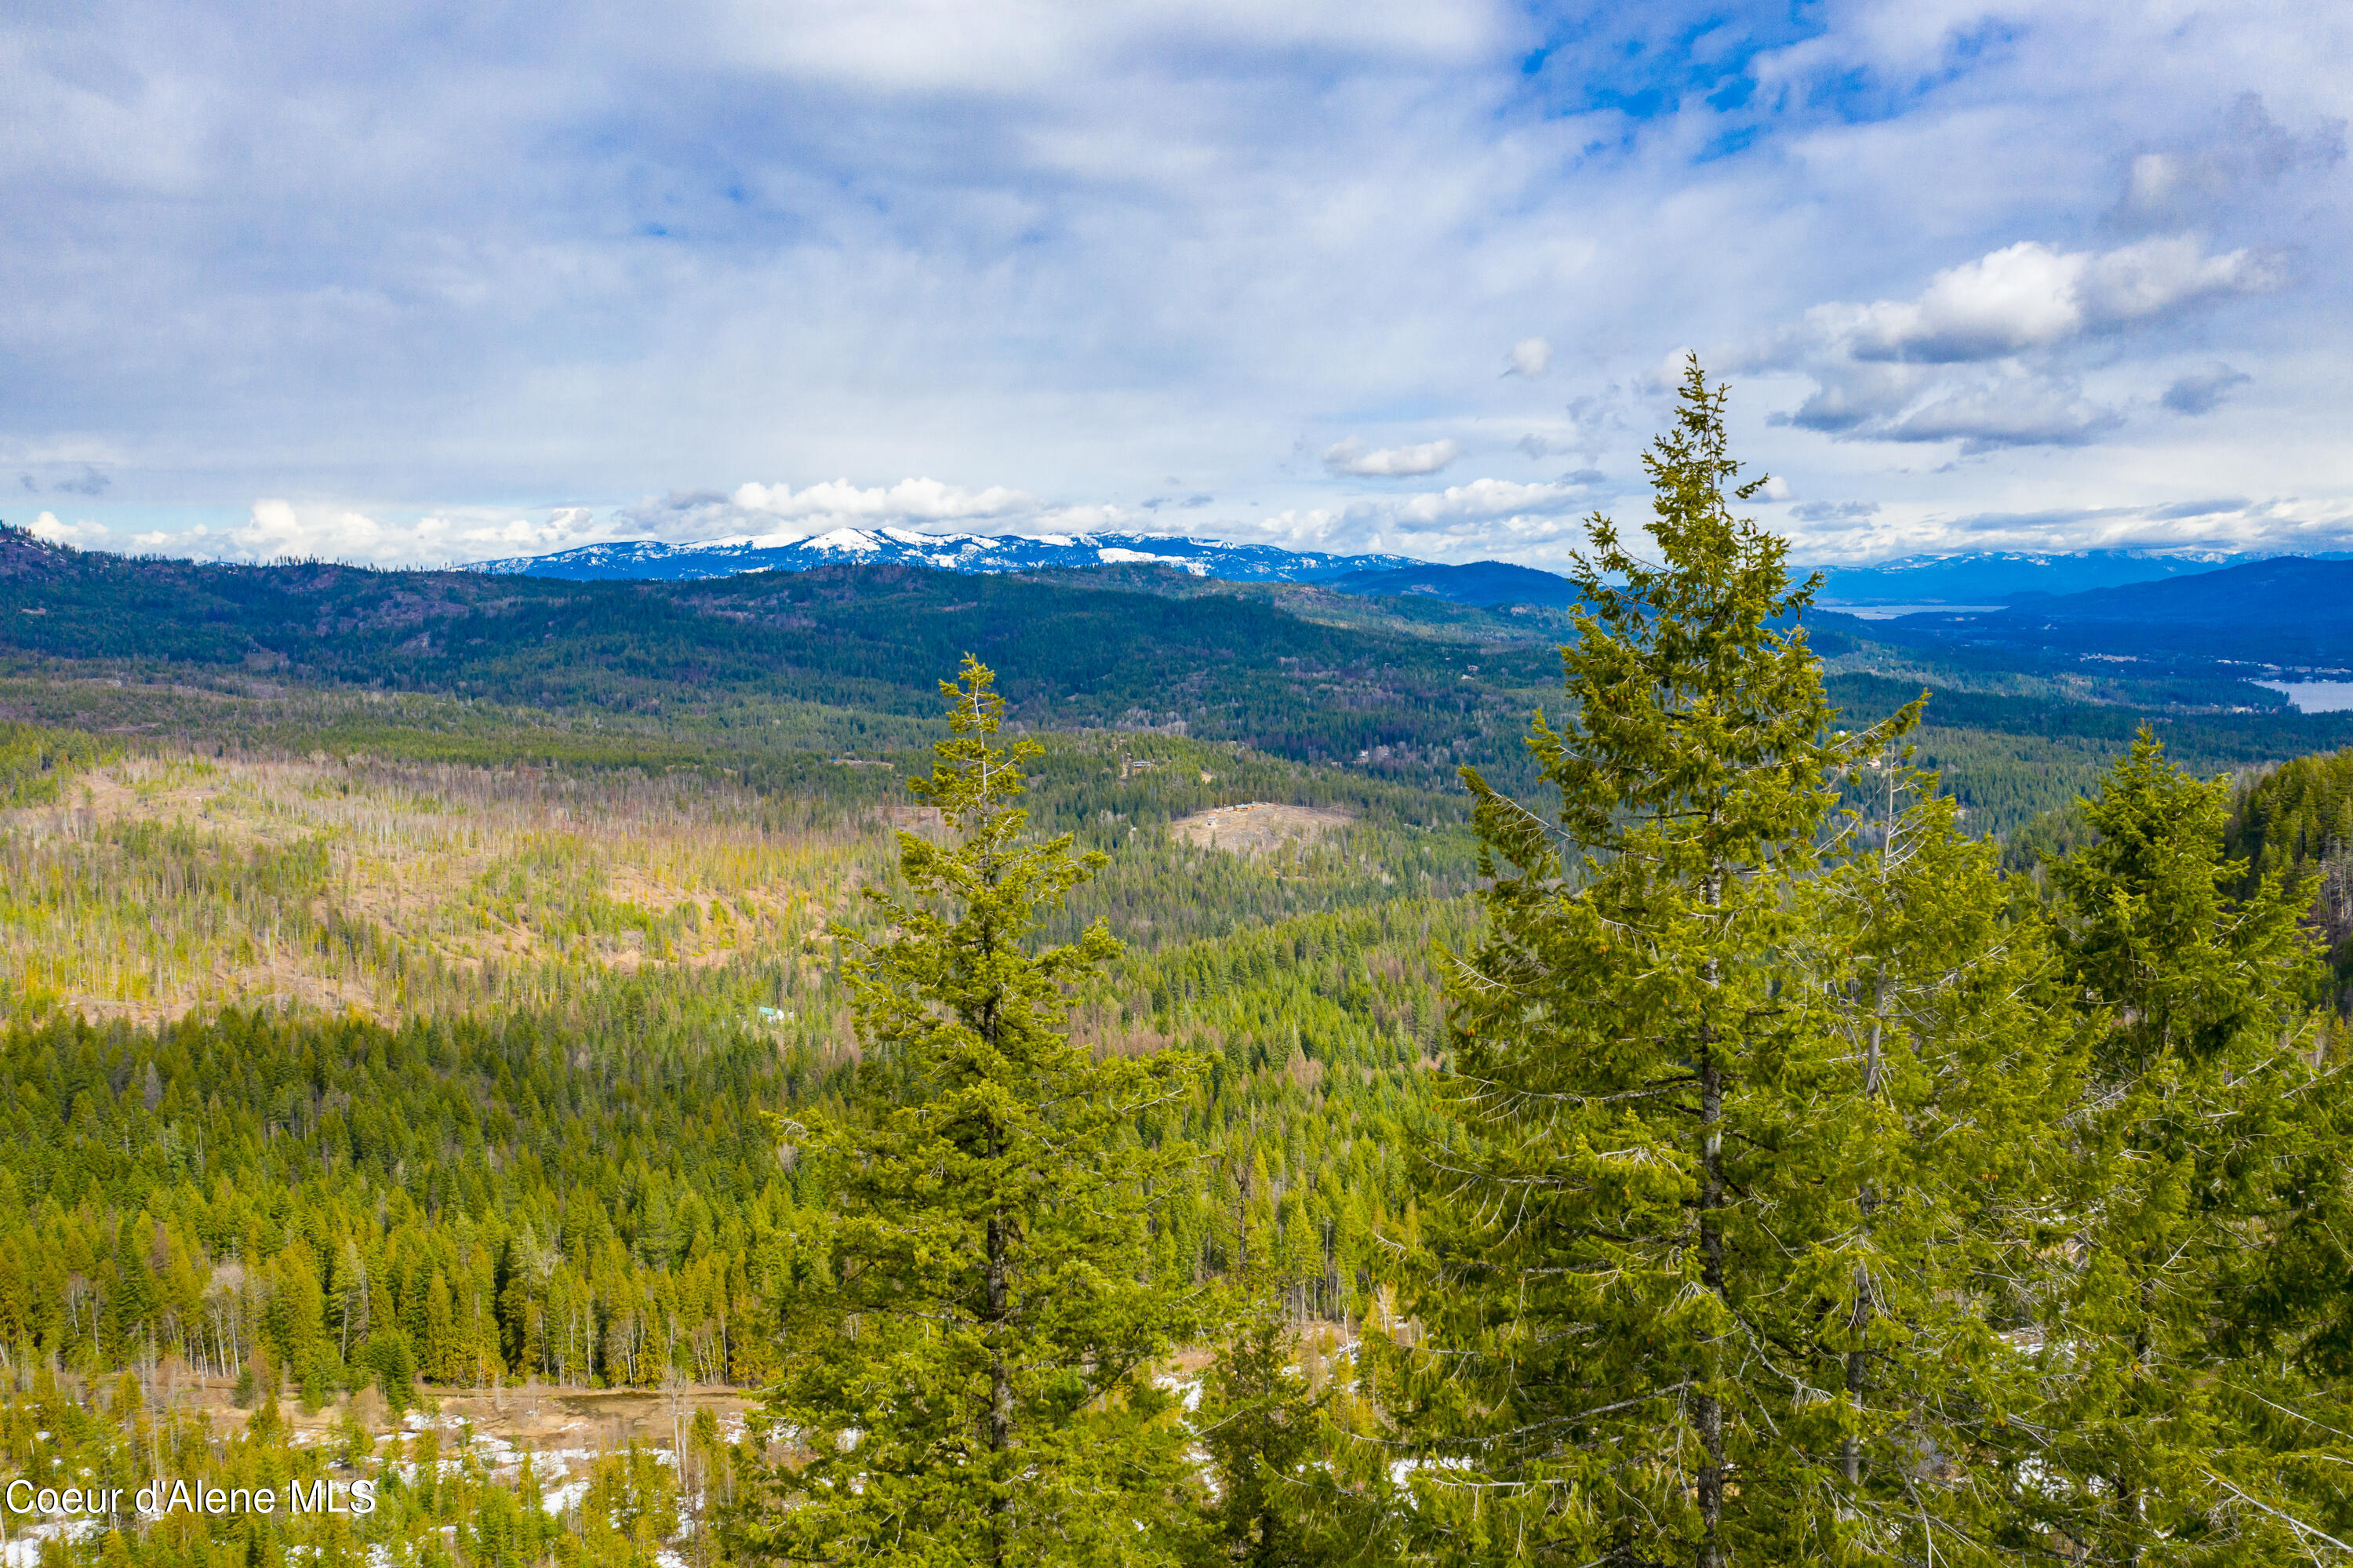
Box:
[740,658,1210,1566]
[0,720,107,806]
[1195,1278,1332,1568]
[7,422,2353,1568]
[1795,753,2071,1559]
[2009,729,2352,1563]
[1379,364,2085,1566]
[0,1362,696,1567]
[1386,362,1873,1562]
[2228,746,2353,988]
[14,514,2349,828]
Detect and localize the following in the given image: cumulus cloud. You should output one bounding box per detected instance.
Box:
[1378,477,1588,524]
[27,511,110,548]
[232,500,400,563]
[1804,238,2278,367]
[1770,235,2280,453]
[162,500,638,567]
[1322,438,1461,478]
[2162,362,2253,416]
[1881,369,2121,452]
[1504,337,1552,378]
[123,476,1161,568]
[566,477,1067,553]
[729,477,1036,531]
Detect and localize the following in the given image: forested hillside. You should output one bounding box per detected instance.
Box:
[6,373,2353,1566]
[6,518,2351,832]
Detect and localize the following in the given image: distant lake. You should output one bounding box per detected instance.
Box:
[2254,680,2353,713]
[1817,602,2005,620]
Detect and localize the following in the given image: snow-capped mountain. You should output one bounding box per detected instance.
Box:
[464,528,1424,584]
[1813,549,2251,606]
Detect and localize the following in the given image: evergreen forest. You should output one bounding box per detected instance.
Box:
[4,366,2353,1566]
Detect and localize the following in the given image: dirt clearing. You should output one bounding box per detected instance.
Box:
[1169,802,1354,854]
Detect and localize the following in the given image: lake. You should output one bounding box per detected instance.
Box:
[2253,680,2353,713]
[1816,602,2005,620]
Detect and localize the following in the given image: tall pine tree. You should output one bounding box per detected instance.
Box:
[1377,360,2059,1566]
[737,657,1209,1567]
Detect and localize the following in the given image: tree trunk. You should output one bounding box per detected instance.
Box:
[1697,868,1727,1568]
[1844,975,1888,1487]
[987,1173,1013,1568]
[1698,1044,1726,1568]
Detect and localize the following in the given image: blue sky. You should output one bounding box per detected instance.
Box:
[5,0,2347,569]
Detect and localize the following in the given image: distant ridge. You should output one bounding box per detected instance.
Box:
[465,528,1422,584]
[1863,555,2353,666]
[1325,559,1579,608]
[1814,549,2253,606]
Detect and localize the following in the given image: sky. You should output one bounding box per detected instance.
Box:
[4,0,2348,571]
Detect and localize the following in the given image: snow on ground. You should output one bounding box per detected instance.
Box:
[540,1479,591,1518]
[2,1519,101,1566]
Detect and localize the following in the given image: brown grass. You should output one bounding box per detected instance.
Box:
[1168,802,1354,856]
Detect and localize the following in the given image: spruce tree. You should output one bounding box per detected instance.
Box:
[1377,361,2055,1566]
[2010,729,2348,1564]
[737,657,1209,1568]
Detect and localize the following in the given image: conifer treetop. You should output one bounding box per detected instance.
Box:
[1536,355,1866,876]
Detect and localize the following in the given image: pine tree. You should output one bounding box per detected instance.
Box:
[738,657,1210,1567]
[1377,360,2047,1565]
[1195,1267,1331,1568]
[1786,744,2070,1562]
[2011,729,2347,1564]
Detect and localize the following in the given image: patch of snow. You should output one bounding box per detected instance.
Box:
[540,1479,591,1517]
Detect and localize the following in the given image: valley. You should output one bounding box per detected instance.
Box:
[5,519,2353,1564]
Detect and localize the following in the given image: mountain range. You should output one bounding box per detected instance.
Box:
[22,516,2353,671]
[467,531,2338,615]
[465,527,1420,584]
[1808,548,2353,606]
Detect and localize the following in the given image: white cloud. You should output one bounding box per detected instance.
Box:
[189,500,634,567]
[26,511,110,548]
[715,473,1040,541]
[234,499,390,562]
[134,482,1143,568]
[1504,337,1552,377]
[1322,438,1461,478]
[1767,232,2286,454]
[1812,237,2278,366]
[729,477,1037,532]
[1379,477,1588,525]
[1879,369,2119,451]
[5,0,2350,569]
